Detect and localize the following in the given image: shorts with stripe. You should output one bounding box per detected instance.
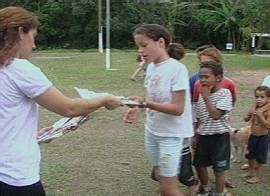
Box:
[193,132,231,172]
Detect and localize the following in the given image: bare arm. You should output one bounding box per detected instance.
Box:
[260,102,270,112]
[128,90,186,116]
[145,90,186,116]
[244,112,252,122]
[35,87,123,117]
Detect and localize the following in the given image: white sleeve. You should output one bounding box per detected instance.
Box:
[171,64,189,92]
[216,89,232,113]
[9,60,53,99]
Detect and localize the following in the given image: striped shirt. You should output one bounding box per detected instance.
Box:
[195,88,232,135]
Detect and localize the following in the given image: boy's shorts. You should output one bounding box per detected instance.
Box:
[193,132,230,172]
[145,131,183,177]
[246,134,269,164]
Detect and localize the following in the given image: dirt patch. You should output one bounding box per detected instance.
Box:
[232,70,268,87]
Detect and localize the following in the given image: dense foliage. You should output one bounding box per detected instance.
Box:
[1,0,269,50]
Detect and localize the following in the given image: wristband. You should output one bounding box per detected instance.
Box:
[138,100,147,108]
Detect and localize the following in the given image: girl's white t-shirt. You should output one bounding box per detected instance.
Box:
[144,58,193,138]
[0,58,52,186]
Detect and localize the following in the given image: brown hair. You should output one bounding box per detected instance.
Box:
[0,7,39,66]
[133,24,184,60]
[196,44,215,53]
[198,47,223,65]
[168,43,185,60]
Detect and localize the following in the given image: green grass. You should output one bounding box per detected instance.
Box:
[33,50,270,196]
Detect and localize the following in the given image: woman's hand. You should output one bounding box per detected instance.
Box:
[38,126,53,136]
[103,96,124,110]
[127,95,144,104]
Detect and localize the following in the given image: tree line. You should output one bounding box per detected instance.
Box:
[1,0,269,50]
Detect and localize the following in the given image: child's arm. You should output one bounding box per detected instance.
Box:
[260,102,270,112]
[126,91,185,116]
[254,109,270,129]
[244,110,253,122]
[145,90,186,116]
[201,86,225,119]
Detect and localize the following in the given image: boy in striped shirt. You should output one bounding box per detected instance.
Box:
[193,63,232,196]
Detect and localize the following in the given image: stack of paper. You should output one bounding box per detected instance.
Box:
[38,115,89,143]
[38,87,142,144]
[74,87,141,107]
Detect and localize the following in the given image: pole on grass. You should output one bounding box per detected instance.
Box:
[105,0,111,69]
[251,35,256,55]
[98,0,103,53]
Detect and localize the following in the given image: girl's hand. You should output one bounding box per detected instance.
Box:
[123,108,142,124]
[127,95,144,104]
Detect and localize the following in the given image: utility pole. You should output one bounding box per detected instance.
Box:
[98,0,103,53]
[105,0,111,69]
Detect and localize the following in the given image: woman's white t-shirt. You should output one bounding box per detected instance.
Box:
[144,58,193,138]
[0,58,52,186]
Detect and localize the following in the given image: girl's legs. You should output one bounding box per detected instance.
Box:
[145,132,184,196]
[158,176,184,196]
[153,167,185,196]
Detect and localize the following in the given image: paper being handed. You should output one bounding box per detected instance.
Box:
[74,87,142,107]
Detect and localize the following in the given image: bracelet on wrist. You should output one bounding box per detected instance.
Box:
[138,99,147,108]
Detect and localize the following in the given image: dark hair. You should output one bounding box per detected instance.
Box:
[0,7,40,65]
[133,24,171,46]
[196,44,215,53]
[255,86,270,97]
[200,62,223,77]
[133,23,184,60]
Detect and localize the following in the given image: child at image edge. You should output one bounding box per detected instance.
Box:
[243,86,270,184]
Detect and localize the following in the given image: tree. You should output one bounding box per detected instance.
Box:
[194,0,242,50]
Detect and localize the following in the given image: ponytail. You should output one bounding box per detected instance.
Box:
[167,43,185,60]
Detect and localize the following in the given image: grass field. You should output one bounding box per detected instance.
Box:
[32,50,270,196]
